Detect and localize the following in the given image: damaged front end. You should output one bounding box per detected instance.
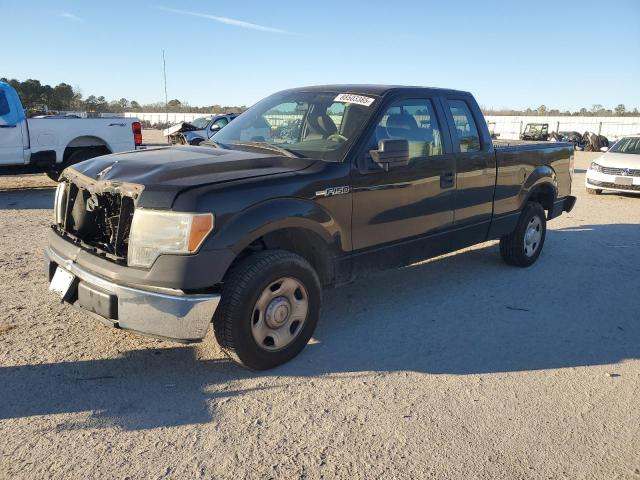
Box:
[53,169,144,264]
[163,121,202,145]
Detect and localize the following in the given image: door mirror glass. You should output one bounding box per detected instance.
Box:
[370,138,409,170]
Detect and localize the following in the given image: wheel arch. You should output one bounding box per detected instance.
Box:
[213,199,346,287]
[63,135,113,161]
[522,165,558,214]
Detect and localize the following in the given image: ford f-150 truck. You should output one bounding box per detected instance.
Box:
[45,85,576,370]
[0,82,142,179]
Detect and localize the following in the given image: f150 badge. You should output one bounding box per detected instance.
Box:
[315,186,350,198]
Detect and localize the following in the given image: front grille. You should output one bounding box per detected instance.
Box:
[589,180,640,191]
[56,181,135,262]
[600,166,640,177]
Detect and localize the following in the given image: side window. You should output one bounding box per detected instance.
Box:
[447,100,480,152]
[213,117,228,129]
[370,98,443,161]
[0,91,10,117]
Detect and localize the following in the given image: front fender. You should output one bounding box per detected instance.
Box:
[209,197,345,255]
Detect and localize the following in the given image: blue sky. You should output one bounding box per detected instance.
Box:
[3,0,639,110]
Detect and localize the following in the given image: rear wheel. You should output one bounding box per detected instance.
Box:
[46,148,105,181]
[213,250,321,370]
[499,202,547,267]
[586,187,602,195]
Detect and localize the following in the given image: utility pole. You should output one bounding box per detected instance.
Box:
[162,49,168,125]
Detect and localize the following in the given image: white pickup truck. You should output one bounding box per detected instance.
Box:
[0,82,141,180]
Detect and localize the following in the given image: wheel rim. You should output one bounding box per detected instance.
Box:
[524,215,543,257]
[251,277,309,352]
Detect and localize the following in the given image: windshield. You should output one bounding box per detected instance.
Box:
[189,117,211,129]
[209,90,378,161]
[609,137,640,155]
[525,124,546,134]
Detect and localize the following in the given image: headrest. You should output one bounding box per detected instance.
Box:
[387,113,418,131]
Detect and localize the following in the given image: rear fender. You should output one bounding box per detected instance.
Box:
[521,165,558,211]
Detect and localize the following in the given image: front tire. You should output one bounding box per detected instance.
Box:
[586,187,602,195]
[499,202,547,267]
[213,250,321,370]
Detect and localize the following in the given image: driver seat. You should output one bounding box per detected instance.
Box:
[305,109,337,140]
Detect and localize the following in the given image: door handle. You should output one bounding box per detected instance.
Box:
[440,171,455,188]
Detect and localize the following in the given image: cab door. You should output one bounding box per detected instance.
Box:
[350,96,456,273]
[0,87,26,165]
[441,96,497,249]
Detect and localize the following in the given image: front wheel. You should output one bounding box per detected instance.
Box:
[213,250,321,370]
[499,202,547,267]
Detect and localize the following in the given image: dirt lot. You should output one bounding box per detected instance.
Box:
[0,152,639,479]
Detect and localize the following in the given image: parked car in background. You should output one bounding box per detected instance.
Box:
[0,82,141,180]
[586,135,640,195]
[520,123,550,141]
[163,113,240,145]
[46,84,576,370]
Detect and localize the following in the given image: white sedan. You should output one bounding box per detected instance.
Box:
[585,135,640,195]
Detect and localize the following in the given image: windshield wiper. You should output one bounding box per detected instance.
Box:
[201,139,228,149]
[231,141,306,158]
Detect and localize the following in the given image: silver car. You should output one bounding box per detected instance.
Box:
[164,113,240,145]
[585,135,640,195]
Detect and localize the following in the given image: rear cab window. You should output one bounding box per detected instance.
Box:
[447,99,481,152]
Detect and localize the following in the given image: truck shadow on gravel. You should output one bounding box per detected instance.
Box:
[0,188,54,210]
[0,223,638,431]
[295,223,640,377]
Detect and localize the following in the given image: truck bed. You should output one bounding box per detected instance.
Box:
[492,141,574,217]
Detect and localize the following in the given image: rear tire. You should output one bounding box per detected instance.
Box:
[46,148,105,181]
[586,187,602,195]
[213,250,321,370]
[499,202,547,267]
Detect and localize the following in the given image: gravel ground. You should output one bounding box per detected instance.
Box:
[0,153,639,479]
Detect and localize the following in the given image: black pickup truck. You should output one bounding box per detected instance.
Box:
[46,85,575,369]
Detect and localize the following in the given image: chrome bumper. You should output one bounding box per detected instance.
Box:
[45,246,220,342]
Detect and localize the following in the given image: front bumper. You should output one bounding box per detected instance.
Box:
[45,246,220,342]
[586,170,640,194]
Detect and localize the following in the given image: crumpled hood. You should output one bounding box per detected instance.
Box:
[67,145,315,208]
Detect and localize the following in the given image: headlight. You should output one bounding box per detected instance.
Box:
[127,209,214,268]
[590,161,603,173]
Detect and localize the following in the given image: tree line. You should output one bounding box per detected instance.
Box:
[481,104,639,117]
[2,78,638,117]
[0,78,246,116]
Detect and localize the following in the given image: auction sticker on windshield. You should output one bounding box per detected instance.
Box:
[334,93,375,107]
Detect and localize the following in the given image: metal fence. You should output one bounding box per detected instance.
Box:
[484,116,640,141]
[125,111,640,141]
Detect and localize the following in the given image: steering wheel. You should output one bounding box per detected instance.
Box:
[327,133,348,143]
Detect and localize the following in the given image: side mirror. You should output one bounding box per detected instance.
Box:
[600,146,608,152]
[369,138,409,170]
[211,124,222,132]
